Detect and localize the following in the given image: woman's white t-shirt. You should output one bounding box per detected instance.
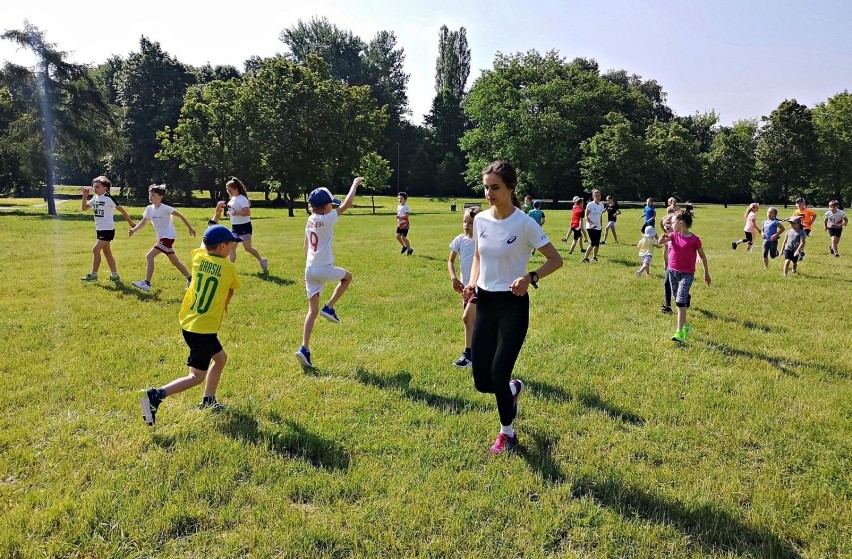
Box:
[228,194,250,225]
[143,203,177,239]
[586,201,605,230]
[87,194,117,231]
[449,234,475,286]
[474,208,549,292]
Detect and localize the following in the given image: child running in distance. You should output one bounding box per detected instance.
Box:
[563,197,586,254]
[296,178,363,368]
[139,225,242,425]
[80,176,135,283]
[635,226,661,277]
[657,210,710,343]
[824,200,847,257]
[448,207,480,368]
[732,203,760,251]
[396,192,413,255]
[761,207,785,270]
[781,217,806,276]
[129,184,196,292]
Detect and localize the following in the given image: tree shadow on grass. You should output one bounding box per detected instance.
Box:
[693,307,781,333]
[576,389,646,426]
[218,408,349,470]
[516,429,566,485]
[703,341,850,379]
[253,273,295,286]
[354,367,481,414]
[559,476,801,558]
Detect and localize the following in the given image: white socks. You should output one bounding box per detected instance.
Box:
[500,423,515,437]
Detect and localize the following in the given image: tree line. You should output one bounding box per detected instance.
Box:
[1,20,850,215]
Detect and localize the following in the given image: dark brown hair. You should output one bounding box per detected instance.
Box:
[92,176,111,190]
[226,177,247,196]
[398,191,408,200]
[148,184,166,197]
[675,209,693,227]
[482,160,521,208]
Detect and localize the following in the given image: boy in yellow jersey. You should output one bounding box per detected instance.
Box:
[140,225,242,425]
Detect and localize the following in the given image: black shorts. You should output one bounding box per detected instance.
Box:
[588,228,602,247]
[571,227,583,240]
[783,249,799,262]
[182,330,223,370]
[232,222,253,237]
[828,227,843,238]
[396,227,409,237]
[743,231,754,244]
[96,229,116,242]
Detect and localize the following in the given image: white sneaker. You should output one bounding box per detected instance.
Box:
[260,258,268,273]
[132,280,151,292]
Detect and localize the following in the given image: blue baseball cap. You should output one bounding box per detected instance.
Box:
[203,224,242,245]
[308,187,341,207]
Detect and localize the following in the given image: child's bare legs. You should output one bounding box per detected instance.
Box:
[783,259,791,276]
[636,262,650,276]
[166,252,190,278]
[144,248,158,282]
[568,237,582,253]
[396,233,410,249]
[91,240,115,274]
[462,302,477,348]
[159,349,227,398]
[763,256,769,269]
[327,271,352,309]
[240,234,263,264]
[302,295,321,349]
[604,225,618,243]
[676,306,687,331]
[831,235,841,255]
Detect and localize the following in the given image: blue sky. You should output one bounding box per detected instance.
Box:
[2,0,850,125]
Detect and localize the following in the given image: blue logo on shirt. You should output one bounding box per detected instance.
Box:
[507,236,517,244]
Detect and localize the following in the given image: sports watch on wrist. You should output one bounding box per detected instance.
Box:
[528,271,539,289]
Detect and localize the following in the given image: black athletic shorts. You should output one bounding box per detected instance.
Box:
[96,229,116,242]
[588,228,602,247]
[828,227,843,238]
[232,222,253,237]
[571,227,583,240]
[182,330,223,370]
[783,249,799,262]
[396,227,409,237]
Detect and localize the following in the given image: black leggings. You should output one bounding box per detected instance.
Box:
[471,289,529,426]
[662,267,672,307]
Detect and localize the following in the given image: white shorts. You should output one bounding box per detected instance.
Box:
[305,265,347,299]
[606,221,617,229]
[641,254,653,266]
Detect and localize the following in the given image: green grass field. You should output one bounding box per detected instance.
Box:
[0,194,849,558]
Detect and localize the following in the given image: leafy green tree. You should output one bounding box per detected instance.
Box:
[355,151,392,213]
[603,69,674,127]
[812,91,852,205]
[580,112,651,200]
[702,120,758,205]
[157,79,259,202]
[755,99,819,205]
[113,37,195,197]
[1,22,117,212]
[645,120,701,200]
[462,51,625,200]
[677,110,719,153]
[435,26,470,99]
[241,55,386,216]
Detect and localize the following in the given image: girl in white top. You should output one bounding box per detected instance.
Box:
[448,207,480,368]
[732,202,760,251]
[582,189,606,263]
[212,177,268,273]
[128,184,196,292]
[80,176,136,283]
[463,160,563,454]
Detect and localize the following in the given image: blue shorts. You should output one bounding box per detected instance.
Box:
[668,269,694,307]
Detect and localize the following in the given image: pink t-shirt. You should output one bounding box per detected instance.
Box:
[668,232,702,274]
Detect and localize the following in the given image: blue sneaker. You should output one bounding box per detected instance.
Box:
[320,305,340,323]
[295,346,312,367]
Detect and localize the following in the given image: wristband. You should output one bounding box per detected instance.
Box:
[528,271,539,288]
[208,219,218,225]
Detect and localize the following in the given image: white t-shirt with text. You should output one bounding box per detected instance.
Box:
[305,210,340,268]
[87,194,117,231]
[474,208,549,292]
[586,201,605,230]
[143,203,177,239]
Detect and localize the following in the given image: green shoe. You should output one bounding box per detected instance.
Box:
[80,273,98,282]
[671,329,685,343]
[682,323,692,339]
[109,274,122,283]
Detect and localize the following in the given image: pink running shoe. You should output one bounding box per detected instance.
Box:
[490,432,518,454]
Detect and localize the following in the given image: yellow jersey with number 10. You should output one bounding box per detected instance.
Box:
[179,248,241,334]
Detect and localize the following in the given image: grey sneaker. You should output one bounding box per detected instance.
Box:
[260,258,268,273]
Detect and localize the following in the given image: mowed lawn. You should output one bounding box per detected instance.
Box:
[0,194,849,558]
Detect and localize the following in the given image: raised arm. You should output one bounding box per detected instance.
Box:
[336,177,363,215]
[81,188,90,212]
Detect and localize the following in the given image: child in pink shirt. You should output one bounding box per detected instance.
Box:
[657,210,711,343]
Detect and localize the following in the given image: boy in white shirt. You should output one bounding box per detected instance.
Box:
[396,192,413,255]
[824,200,847,257]
[129,184,196,292]
[296,177,363,368]
[448,207,479,368]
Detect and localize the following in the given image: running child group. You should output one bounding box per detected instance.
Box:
[79,166,847,454]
